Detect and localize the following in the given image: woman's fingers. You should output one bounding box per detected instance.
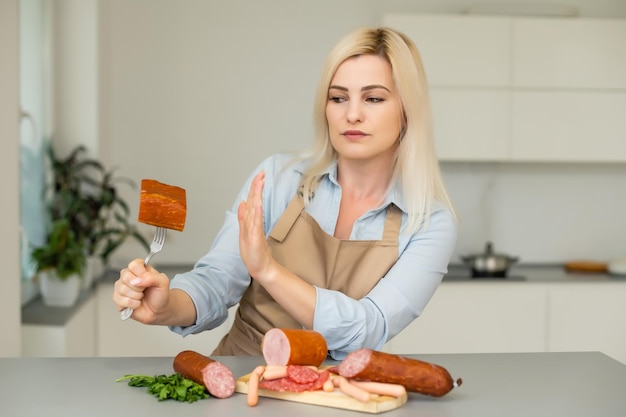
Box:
[238,171,272,279]
[113,259,167,313]
[241,171,265,231]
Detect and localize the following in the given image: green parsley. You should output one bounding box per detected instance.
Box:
[116,373,210,403]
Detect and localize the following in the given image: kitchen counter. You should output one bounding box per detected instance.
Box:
[1,352,624,416]
[444,263,626,282]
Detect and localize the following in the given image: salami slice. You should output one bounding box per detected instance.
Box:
[287,365,320,384]
[259,368,330,392]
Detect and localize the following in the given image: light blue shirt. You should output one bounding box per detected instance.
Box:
[169,154,457,359]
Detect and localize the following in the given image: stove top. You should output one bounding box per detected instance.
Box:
[443,274,526,281]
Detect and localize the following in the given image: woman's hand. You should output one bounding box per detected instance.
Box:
[238,170,316,328]
[113,259,173,324]
[238,171,276,282]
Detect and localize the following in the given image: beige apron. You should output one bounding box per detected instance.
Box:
[212,193,402,355]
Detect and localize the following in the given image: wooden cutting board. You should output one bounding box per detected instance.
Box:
[235,373,407,414]
[564,260,608,273]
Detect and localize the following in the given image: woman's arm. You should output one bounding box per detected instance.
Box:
[237,170,457,356]
[169,154,303,335]
[237,170,317,328]
[314,207,457,359]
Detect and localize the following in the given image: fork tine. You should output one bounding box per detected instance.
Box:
[157,227,167,245]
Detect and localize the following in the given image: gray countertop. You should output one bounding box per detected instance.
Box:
[1,352,624,417]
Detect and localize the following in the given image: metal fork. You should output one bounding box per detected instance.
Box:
[120,227,167,320]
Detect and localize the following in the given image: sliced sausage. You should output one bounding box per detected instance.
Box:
[338,348,462,397]
[262,328,328,367]
[286,365,321,384]
[173,350,236,398]
[259,368,330,392]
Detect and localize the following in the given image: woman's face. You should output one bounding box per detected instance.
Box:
[326,54,403,164]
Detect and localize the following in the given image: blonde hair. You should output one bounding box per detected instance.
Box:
[299,27,455,233]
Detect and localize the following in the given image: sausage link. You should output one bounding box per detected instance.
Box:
[262,328,328,367]
[247,366,265,407]
[261,365,288,380]
[338,349,462,397]
[322,378,334,392]
[172,350,236,398]
[348,380,407,398]
[336,376,371,403]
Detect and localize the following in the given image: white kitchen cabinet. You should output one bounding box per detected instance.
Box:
[385,282,548,355]
[431,89,510,161]
[383,14,511,87]
[548,283,626,365]
[511,91,626,162]
[513,18,626,89]
[21,295,96,357]
[383,13,626,162]
[96,282,235,357]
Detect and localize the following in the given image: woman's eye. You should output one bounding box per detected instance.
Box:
[366,97,384,103]
[329,96,346,103]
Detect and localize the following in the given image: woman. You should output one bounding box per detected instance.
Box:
[113,27,457,359]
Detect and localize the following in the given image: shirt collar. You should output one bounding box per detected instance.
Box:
[320,159,408,214]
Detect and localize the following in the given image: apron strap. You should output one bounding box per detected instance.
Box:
[268,194,304,242]
[381,204,402,246]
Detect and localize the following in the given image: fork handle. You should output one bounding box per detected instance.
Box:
[120,307,133,320]
[120,259,151,320]
[144,253,156,266]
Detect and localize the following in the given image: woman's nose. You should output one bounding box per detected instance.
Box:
[346,101,363,123]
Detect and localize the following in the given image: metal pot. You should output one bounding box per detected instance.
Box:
[461,242,519,278]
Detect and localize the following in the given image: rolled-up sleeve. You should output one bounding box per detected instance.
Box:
[169,209,251,336]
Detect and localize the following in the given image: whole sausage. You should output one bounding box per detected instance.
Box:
[172,350,236,398]
[262,328,328,367]
[338,348,462,397]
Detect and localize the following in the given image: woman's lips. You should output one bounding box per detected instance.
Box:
[342,130,368,140]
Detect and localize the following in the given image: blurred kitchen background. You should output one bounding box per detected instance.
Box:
[2,0,625,358]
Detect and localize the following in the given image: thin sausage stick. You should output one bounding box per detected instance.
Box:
[261,365,288,381]
[247,366,265,407]
[322,378,334,392]
[348,380,407,398]
[337,376,371,403]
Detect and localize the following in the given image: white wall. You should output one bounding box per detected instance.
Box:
[443,162,626,262]
[53,0,99,158]
[92,0,626,270]
[0,0,21,357]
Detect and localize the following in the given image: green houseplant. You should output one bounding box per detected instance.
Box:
[47,145,150,269]
[31,217,85,306]
[32,218,86,279]
[32,143,150,304]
